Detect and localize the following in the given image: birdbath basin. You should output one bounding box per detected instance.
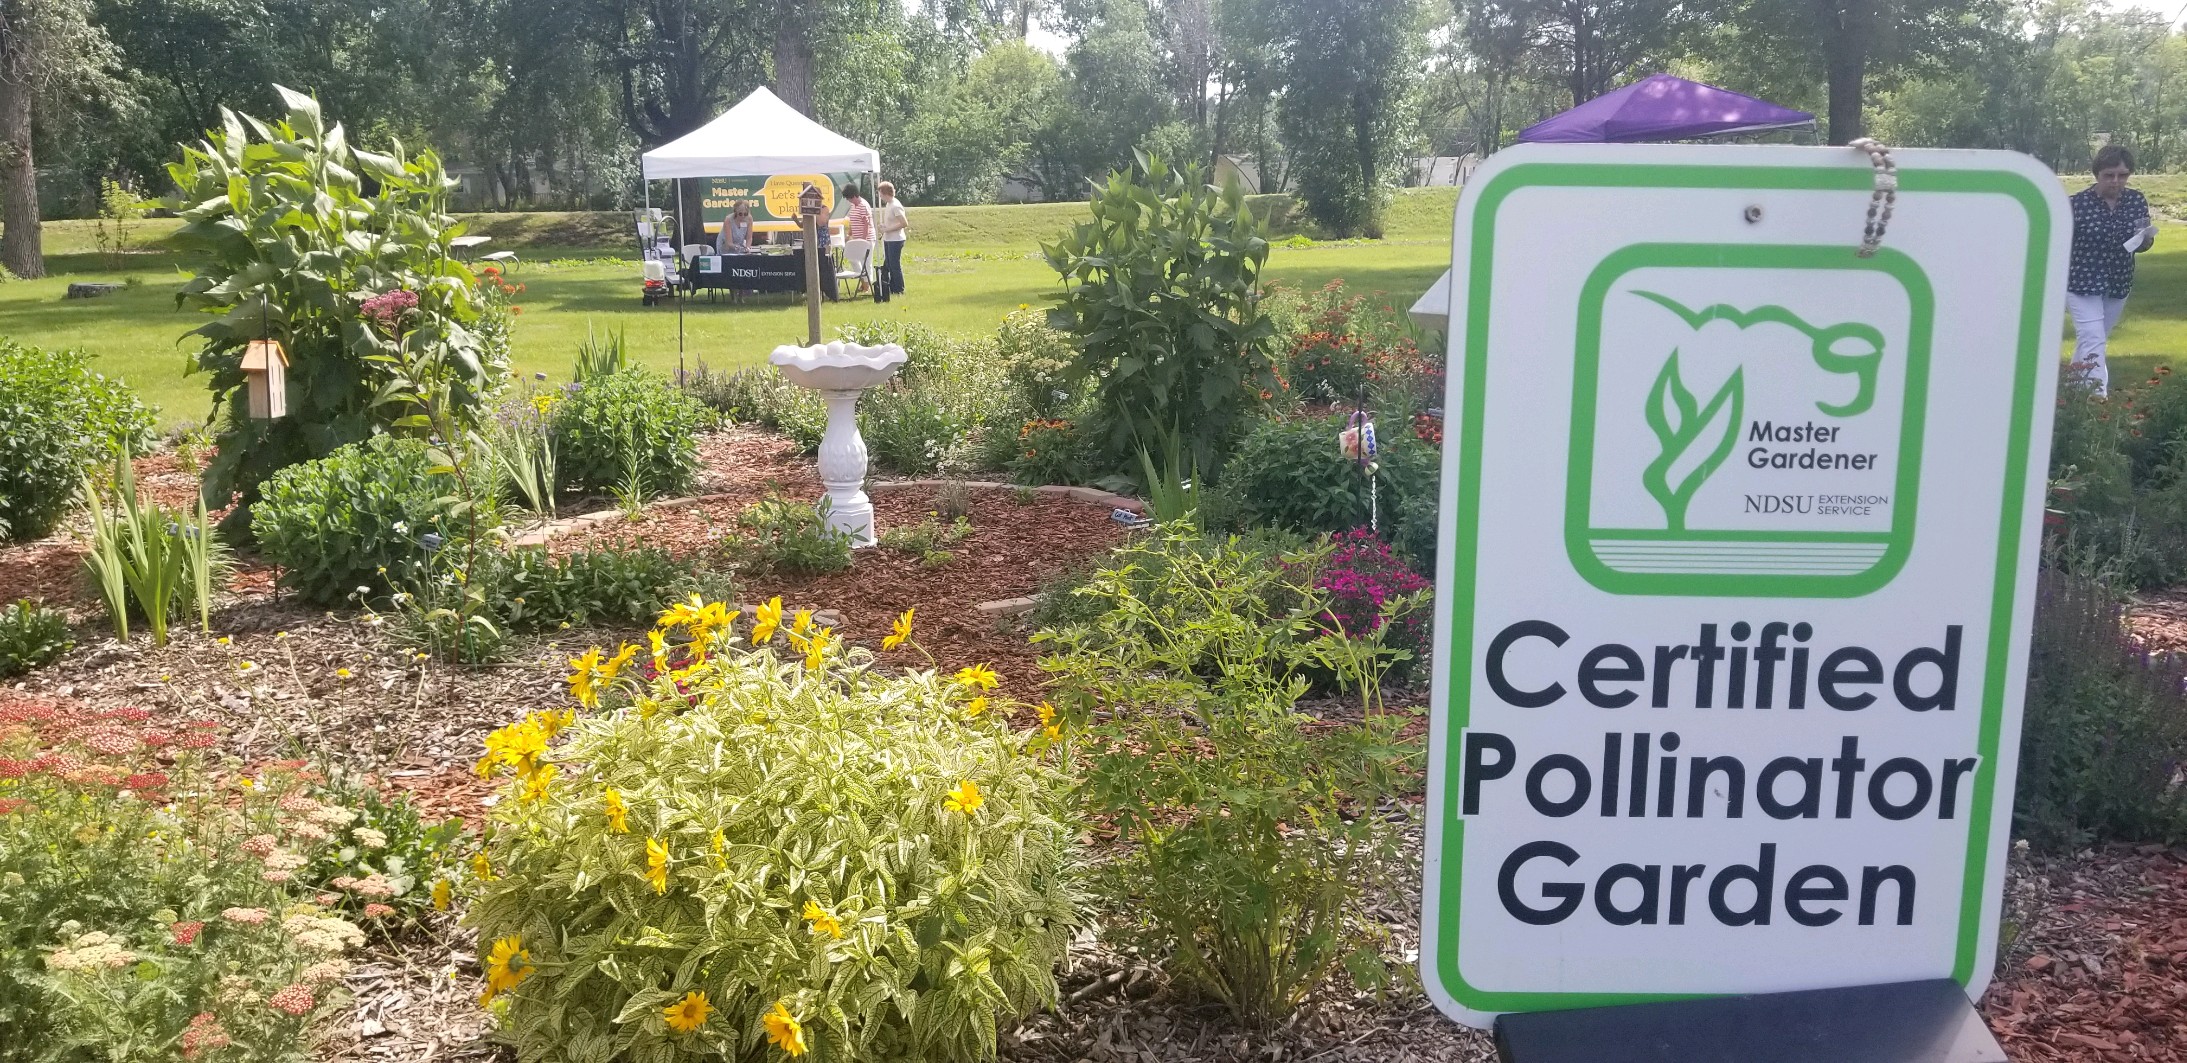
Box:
[769,340,909,546]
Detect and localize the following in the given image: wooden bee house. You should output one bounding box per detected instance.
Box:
[240,338,290,419]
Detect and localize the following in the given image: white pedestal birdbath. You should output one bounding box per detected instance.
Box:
[769,340,908,547]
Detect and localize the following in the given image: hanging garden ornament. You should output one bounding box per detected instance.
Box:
[1339,410,1379,472]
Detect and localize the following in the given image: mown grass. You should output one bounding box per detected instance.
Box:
[0,190,1459,427]
[5,177,2184,427]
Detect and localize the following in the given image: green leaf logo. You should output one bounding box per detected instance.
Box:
[1642,352,1744,531]
[1632,291,1883,417]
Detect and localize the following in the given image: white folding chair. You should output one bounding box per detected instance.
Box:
[838,238,874,295]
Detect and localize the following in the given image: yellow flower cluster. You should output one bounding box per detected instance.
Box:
[567,644,638,708]
[659,594,738,646]
[475,710,569,780]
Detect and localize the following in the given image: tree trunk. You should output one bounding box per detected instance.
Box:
[0,23,43,280]
[1825,54,1866,144]
[773,14,815,116]
[1824,0,1874,145]
[1353,90,1381,238]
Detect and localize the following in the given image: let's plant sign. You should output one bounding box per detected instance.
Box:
[1421,144,2070,1026]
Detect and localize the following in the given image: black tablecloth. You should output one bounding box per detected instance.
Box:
[685,253,809,294]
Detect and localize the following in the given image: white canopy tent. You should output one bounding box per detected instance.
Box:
[640,87,880,248]
[641,87,879,180]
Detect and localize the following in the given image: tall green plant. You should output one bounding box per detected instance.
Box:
[167,84,507,513]
[1043,153,1280,474]
[1039,526,1420,1026]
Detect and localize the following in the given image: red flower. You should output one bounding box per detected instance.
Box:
[172,921,205,946]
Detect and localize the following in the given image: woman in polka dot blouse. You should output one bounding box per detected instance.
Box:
[2065,144,2157,395]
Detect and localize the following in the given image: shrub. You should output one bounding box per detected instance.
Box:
[388,543,731,664]
[993,308,1078,418]
[552,368,708,496]
[466,610,1082,1062]
[1221,415,1439,544]
[858,334,1017,476]
[0,601,72,677]
[1044,153,1280,473]
[1008,419,1092,486]
[2016,571,2187,849]
[252,435,495,605]
[687,364,826,447]
[168,86,506,510]
[0,342,157,542]
[1266,280,1445,416]
[0,702,372,1062]
[731,495,855,575]
[1039,525,1418,1026]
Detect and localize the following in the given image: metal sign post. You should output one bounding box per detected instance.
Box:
[1418,144,2069,1060]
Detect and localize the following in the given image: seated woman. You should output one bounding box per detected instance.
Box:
[716,200,754,254]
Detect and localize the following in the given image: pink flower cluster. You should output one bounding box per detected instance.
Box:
[358,288,420,335]
[1311,529,1431,652]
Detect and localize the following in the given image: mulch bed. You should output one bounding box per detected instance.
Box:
[565,485,1126,696]
[1984,844,2187,1061]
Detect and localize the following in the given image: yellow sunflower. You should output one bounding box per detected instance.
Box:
[431,878,452,911]
[644,837,671,893]
[944,779,984,816]
[803,630,830,672]
[471,851,496,882]
[602,787,629,833]
[663,990,713,1032]
[882,608,914,651]
[763,1001,808,1056]
[965,696,988,719]
[483,935,532,997]
[1037,701,1062,741]
[648,628,670,672]
[802,899,844,939]
[953,664,999,692]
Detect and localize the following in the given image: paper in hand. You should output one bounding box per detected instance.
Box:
[2124,225,2156,253]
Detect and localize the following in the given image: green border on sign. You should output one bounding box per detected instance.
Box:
[1564,243,1935,597]
[1433,162,2052,1013]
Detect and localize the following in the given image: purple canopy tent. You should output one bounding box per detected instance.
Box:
[1519,73,1814,144]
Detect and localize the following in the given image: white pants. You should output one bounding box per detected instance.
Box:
[2066,292,2128,395]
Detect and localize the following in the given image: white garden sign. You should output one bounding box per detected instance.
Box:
[1420,144,2070,1027]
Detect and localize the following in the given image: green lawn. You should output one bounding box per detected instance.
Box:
[6,176,2185,428]
[0,192,1458,428]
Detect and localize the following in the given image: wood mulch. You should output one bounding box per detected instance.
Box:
[1983,843,2187,1061]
